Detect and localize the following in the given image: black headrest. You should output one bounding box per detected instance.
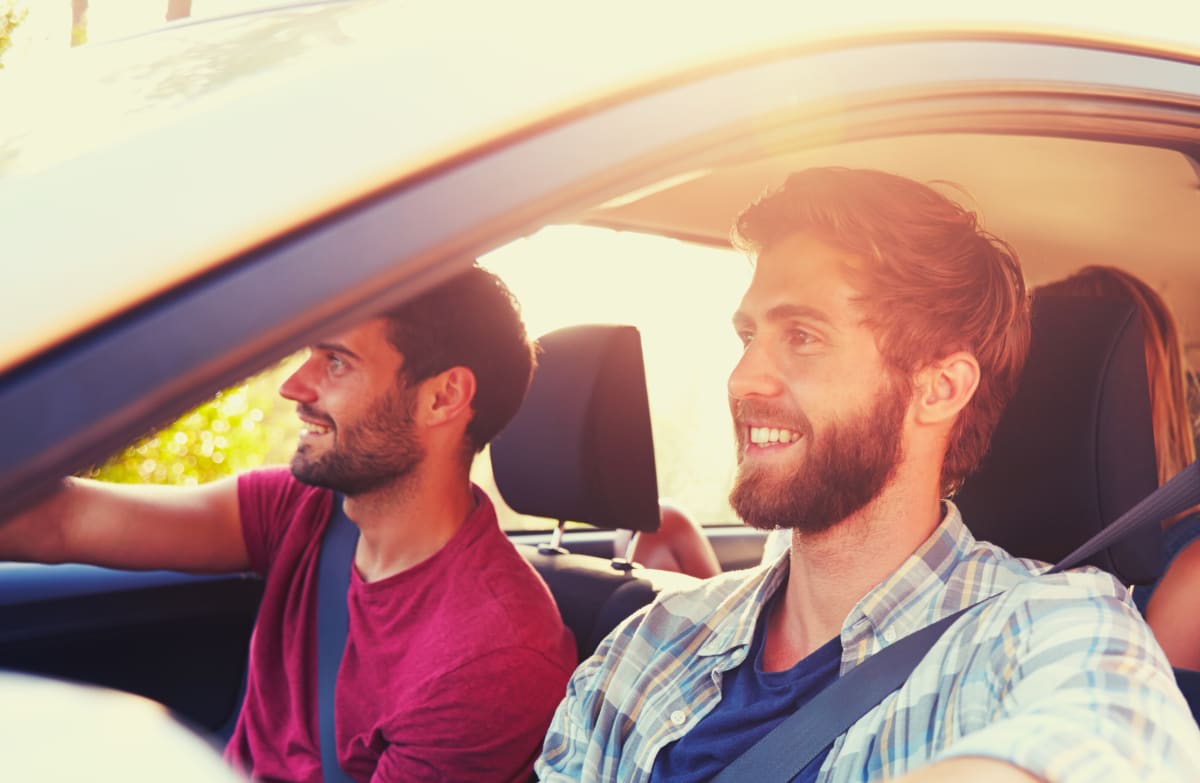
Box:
[491,324,661,533]
[955,295,1162,584]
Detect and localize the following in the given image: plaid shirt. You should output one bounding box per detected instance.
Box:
[538,503,1200,782]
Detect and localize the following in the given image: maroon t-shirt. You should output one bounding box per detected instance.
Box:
[224,467,576,783]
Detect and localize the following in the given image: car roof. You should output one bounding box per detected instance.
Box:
[2,0,1199,375]
[3,0,1200,520]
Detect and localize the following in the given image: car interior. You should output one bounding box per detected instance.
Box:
[500,295,1197,711]
[1,229,1198,743]
[4,14,1200,761]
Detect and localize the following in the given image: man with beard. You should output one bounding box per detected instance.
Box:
[0,265,577,783]
[537,168,1200,782]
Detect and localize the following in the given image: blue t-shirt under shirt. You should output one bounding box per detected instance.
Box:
[650,595,842,782]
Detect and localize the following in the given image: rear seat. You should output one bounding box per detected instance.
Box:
[491,324,699,662]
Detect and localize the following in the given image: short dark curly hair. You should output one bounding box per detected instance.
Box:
[382,264,535,454]
[733,167,1031,493]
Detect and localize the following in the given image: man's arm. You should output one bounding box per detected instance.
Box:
[931,587,1200,782]
[896,758,1042,782]
[0,475,249,572]
[369,647,573,783]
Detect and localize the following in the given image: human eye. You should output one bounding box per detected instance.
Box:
[785,326,818,349]
[326,353,347,374]
[736,328,754,348]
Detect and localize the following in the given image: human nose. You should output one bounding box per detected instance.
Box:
[278,358,318,404]
[728,339,784,401]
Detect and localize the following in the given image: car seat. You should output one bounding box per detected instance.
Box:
[491,324,698,662]
[956,294,1199,721]
[955,294,1162,583]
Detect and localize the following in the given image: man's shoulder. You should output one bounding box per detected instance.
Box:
[944,561,1145,665]
[658,564,768,609]
[432,504,575,668]
[607,564,769,651]
[950,531,1128,602]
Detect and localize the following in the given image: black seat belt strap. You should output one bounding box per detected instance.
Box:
[1049,461,1200,573]
[317,493,359,783]
[710,602,982,783]
[712,460,1200,783]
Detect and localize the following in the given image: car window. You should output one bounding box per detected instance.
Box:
[87,225,749,532]
[476,225,750,531]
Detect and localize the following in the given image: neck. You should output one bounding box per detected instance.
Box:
[342,462,476,582]
[762,464,943,672]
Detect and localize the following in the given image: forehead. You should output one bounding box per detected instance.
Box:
[323,319,403,362]
[737,233,867,325]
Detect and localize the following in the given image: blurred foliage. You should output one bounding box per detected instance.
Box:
[0,1,26,68]
[85,360,301,486]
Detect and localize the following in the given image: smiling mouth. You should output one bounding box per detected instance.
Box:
[748,426,802,446]
[299,421,332,437]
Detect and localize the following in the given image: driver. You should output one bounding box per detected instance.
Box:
[0,264,576,783]
[537,168,1200,782]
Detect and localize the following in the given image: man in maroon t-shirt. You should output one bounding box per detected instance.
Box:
[0,265,577,782]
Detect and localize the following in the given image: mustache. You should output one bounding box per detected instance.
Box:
[297,404,335,427]
[731,399,810,433]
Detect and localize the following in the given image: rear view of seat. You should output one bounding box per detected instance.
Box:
[491,324,698,662]
[956,294,1162,582]
[957,295,1199,720]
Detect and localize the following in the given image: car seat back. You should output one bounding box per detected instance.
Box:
[492,324,697,661]
[956,295,1162,584]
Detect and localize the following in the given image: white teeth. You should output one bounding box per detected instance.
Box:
[750,427,799,445]
[302,423,330,436]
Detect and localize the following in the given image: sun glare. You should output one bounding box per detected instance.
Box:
[479,225,751,529]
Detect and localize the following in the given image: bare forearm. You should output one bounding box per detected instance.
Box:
[895,757,1043,783]
[0,477,72,562]
[0,475,249,572]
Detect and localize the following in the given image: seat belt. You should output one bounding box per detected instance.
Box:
[317,493,359,783]
[711,460,1200,783]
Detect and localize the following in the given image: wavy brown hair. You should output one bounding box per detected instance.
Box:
[732,167,1031,494]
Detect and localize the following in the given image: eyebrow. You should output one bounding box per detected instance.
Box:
[732,303,835,329]
[314,341,363,362]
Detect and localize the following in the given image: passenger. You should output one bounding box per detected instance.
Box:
[537,168,1200,781]
[1037,265,1200,669]
[613,502,722,578]
[0,265,577,783]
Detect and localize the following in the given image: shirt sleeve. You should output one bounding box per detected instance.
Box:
[935,589,1200,781]
[370,646,573,783]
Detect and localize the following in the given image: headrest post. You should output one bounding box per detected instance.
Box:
[537,521,569,556]
[610,530,638,572]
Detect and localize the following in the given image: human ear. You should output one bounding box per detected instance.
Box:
[420,366,477,427]
[913,351,980,426]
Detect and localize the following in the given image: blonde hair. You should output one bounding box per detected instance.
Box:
[1036,265,1196,485]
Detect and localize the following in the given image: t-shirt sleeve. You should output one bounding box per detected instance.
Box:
[935,589,1200,781]
[369,646,573,783]
[237,467,327,577]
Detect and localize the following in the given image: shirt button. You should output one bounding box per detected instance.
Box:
[670,710,687,726]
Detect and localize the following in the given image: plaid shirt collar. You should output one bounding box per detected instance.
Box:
[695,502,986,665]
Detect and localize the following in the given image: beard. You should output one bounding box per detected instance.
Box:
[290,384,425,496]
[729,373,909,534]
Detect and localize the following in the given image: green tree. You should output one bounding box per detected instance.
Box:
[0,1,26,68]
[86,360,301,486]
